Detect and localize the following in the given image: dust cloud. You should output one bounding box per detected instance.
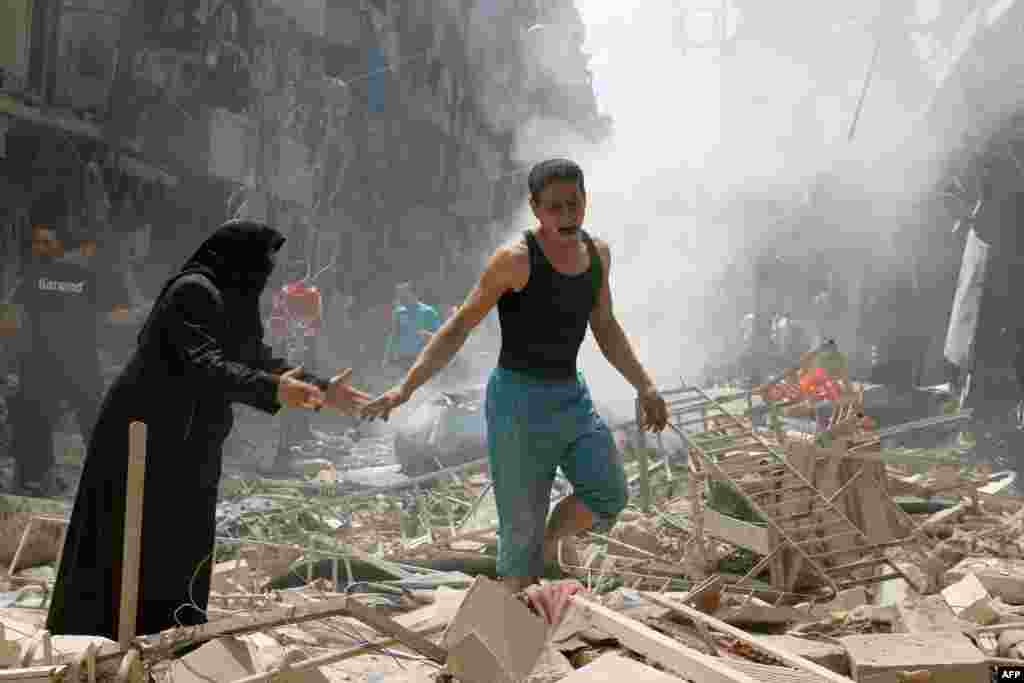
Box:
[499,1,959,423]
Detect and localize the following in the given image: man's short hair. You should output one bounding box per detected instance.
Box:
[528,159,585,202]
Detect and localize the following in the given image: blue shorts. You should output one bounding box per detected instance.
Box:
[485,366,628,578]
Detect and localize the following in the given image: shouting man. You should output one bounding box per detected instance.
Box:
[364,159,668,594]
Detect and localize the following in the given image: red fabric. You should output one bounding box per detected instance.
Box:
[269,282,321,341]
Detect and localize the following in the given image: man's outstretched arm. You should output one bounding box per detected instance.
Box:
[363,246,520,419]
[403,249,517,393]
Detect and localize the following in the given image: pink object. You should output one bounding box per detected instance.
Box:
[269,316,287,338]
[283,282,322,322]
[525,580,584,626]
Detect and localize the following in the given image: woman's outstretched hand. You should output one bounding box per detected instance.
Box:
[276,366,326,410]
[325,368,373,416]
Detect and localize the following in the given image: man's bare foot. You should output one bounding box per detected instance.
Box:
[524,580,584,626]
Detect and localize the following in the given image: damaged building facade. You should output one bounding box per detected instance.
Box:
[702,2,1024,431]
[0,0,607,356]
[911,0,1024,460]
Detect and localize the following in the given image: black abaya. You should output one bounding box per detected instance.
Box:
[46,221,322,638]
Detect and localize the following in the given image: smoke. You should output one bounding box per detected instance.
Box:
[497,1,964,422]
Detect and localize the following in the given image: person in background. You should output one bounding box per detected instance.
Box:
[267,259,322,474]
[0,222,140,496]
[384,282,441,375]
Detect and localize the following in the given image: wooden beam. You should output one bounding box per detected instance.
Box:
[568,596,757,683]
[137,594,353,649]
[0,664,69,682]
[7,518,35,580]
[228,623,447,683]
[640,593,856,683]
[118,422,147,647]
[341,597,447,664]
[134,593,446,664]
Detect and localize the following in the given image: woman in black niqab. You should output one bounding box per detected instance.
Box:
[47,220,328,640]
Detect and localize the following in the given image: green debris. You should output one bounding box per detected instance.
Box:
[707,479,765,525]
[812,347,848,378]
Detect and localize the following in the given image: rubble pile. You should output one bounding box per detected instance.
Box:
[0,392,1022,682]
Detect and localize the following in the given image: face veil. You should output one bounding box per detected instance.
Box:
[138,220,286,348]
[182,220,286,293]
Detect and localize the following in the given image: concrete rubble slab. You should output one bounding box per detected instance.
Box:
[894,594,965,634]
[940,572,1000,623]
[946,557,1024,604]
[442,576,547,683]
[839,633,988,683]
[941,573,990,615]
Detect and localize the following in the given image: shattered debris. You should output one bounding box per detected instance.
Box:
[1,386,1023,682]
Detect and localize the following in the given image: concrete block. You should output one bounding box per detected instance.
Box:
[894,595,963,634]
[945,558,1024,604]
[442,576,547,683]
[941,573,989,616]
[840,633,987,683]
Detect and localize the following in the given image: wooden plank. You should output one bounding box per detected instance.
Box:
[135,593,446,663]
[7,519,35,579]
[0,664,69,682]
[640,593,856,683]
[703,509,772,556]
[568,596,757,683]
[341,598,447,664]
[229,623,447,683]
[119,422,147,647]
[784,443,821,592]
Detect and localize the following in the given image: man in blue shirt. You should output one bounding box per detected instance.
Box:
[384,283,441,375]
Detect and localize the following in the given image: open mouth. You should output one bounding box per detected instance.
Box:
[558,226,579,235]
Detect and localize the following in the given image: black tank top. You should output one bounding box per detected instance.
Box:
[497,229,603,380]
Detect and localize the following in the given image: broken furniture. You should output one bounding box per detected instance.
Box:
[666,385,927,599]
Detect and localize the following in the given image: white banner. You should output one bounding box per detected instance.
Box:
[944,227,991,367]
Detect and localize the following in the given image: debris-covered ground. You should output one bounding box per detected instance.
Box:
[0,383,1021,683]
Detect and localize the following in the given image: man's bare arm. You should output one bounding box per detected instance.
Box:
[589,242,656,393]
[401,247,520,395]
